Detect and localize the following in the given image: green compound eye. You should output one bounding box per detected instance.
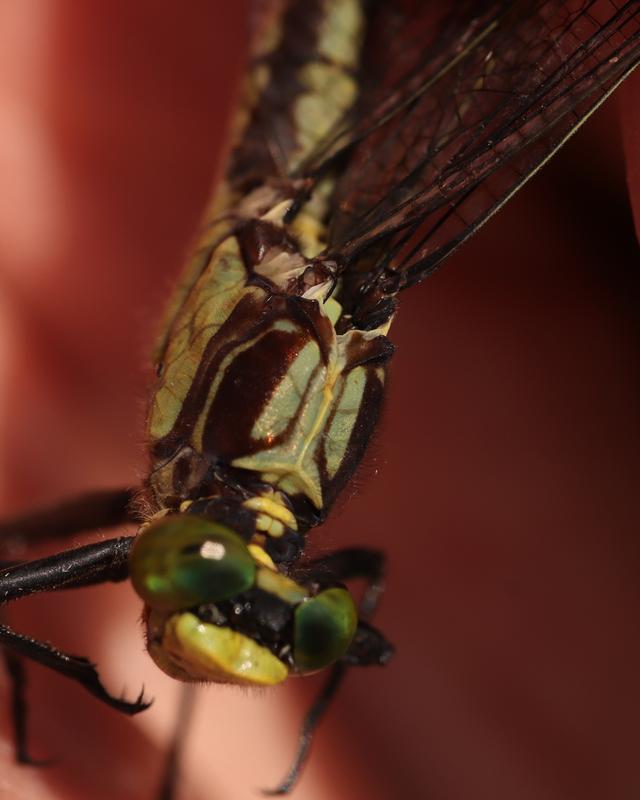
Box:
[293,587,358,673]
[130,515,256,611]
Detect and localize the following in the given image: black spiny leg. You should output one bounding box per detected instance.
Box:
[0,488,138,553]
[2,648,49,765]
[157,684,197,800]
[0,624,149,715]
[0,499,141,767]
[266,548,393,795]
[0,534,150,763]
[0,536,134,601]
[304,548,387,622]
[263,663,347,797]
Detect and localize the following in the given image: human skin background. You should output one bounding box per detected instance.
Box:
[0,3,639,799]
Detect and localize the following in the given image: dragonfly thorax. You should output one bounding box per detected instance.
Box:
[146,184,394,530]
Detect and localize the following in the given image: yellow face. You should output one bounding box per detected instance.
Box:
[146,609,289,686]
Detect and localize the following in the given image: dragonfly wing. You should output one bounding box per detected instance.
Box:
[303,1,640,324]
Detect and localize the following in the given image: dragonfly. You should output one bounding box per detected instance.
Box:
[0,0,639,797]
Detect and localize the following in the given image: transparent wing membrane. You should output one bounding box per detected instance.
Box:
[297,1,640,314]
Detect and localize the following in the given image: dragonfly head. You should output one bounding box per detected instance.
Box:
[130,514,361,686]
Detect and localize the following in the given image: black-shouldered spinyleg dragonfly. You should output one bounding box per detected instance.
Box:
[0,1,639,797]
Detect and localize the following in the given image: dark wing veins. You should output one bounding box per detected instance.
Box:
[293,0,640,324]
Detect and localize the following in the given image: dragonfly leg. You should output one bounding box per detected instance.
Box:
[156,684,197,800]
[0,535,149,766]
[302,547,386,621]
[0,622,150,715]
[1,647,51,765]
[266,548,391,795]
[0,487,138,553]
[263,663,347,796]
[0,536,135,602]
